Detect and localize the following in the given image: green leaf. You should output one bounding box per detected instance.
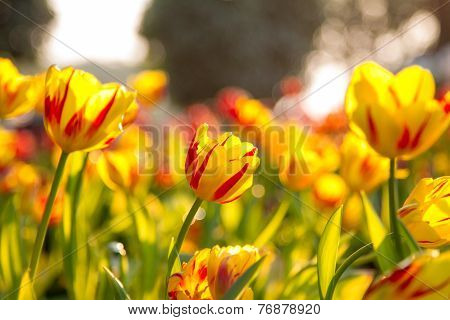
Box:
[103,266,131,300]
[325,243,373,299]
[317,206,342,299]
[361,192,397,273]
[221,257,265,300]
[18,270,36,300]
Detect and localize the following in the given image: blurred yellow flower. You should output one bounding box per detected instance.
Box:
[168,248,212,300]
[346,61,449,159]
[235,99,272,126]
[343,192,363,231]
[340,133,389,192]
[0,58,40,119]
[185,123,260,203]
[398,177,450,248]
[279,132,340,191]
[0,161,40,194]
[96,125,146,192]
[128,70,167,108]
[0,127,17,169]
[44,65,137,153]
[365,251,450,299]
[208,245,260,300]
[312,173,348,210]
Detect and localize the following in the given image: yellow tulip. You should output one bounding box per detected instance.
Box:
[44,65,137,153]
[312,173,348,210]
[398,177,450,248]
[185,123,260,203]
[208,245,260,300]
[128,70,167,108]
[168,248,212,300]
[346,61,449,159]
[340,133,389,192]
[279,132,340,191]
[0,58,40,118]
[365,251,450,299]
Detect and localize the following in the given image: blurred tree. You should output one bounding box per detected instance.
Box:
[0,0,53,60]
[140,0,322,105]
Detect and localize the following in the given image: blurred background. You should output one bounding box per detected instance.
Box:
[1,0,449,120]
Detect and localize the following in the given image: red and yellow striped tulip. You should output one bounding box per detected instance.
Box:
[345,62,449,159]
[185,123,260,204]
[208,245,260,300]
[128,70,167,108]
[168,248,212,300]
[339,133,389,192]
[365,251,450,299]
[44,65,137,153]
[398,177,450,248]
[0,58,40,118]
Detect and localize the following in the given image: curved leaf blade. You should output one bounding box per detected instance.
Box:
[317,206,342,299]
[103,266,130,300]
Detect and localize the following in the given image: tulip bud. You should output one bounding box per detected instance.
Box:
[185,123,260,204]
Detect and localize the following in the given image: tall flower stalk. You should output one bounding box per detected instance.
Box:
[29,152,69,280]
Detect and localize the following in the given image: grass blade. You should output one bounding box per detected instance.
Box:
[103,266,131,300]
[317,206,342,299]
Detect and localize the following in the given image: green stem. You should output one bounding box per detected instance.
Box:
[166,198,203,286]
[67,153,89,296]
[29,151,69,281]
[325,243,373,300]
[388,158,404,259]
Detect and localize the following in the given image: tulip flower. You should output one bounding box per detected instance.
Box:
[167,124,260,288]
[168,249,212,300]
[44,65,137,153]
[208,245,259,300]
[0,58,40,119]
[365,251,450,299]
[339,133,389,192]
[345,61,449,159]
[278,132,340,191]
[128,70,167,108]
[185,123,260,204]
[345,61,450,257]
[398,177,450,248]
[168,245,260,300]
[27,65,138,286]
[312,173,348,210]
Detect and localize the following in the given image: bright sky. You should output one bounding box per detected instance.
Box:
[41,0,150,66]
